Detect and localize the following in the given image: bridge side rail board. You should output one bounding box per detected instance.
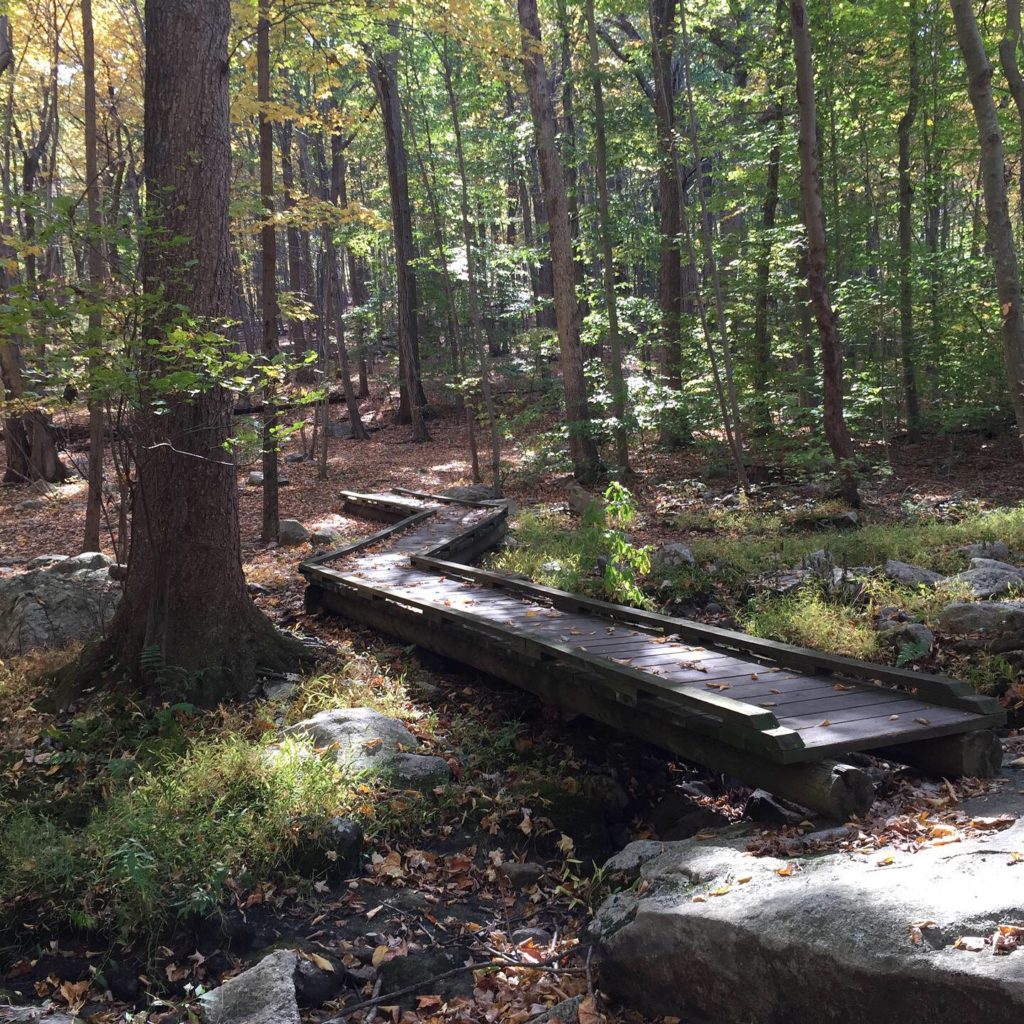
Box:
[409,555,1003,722]
[303,563,808,760]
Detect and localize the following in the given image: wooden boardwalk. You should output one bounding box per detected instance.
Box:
[301,490,1005,817]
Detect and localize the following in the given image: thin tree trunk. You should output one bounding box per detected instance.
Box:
[369,35,428,440]
[258,0,279,542]
[790,0,860,505]
[898,0,922,440]
[440,39,502,495]
[1000,0,1024,229]
[954,0,1024,446]
[518,0,599,481]
[751,128,780,435]
[584,0,629,473]
[82,0,106,553]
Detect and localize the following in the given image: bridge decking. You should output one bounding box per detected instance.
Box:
[300,490,1004,817]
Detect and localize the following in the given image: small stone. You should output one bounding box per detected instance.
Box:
[704,601,724,615]
[542,560,563,572]
[48,551,114,575]
[198,950,300,1024]
[263,679,298,701]
[958,540,1010,560]
[284,452,307,464]
[743,788,806,825]
[310,528,343,549]
[15,498,47,510]
[293,956,346,1008]
[108,563,128,581]
[832,510,859,529]
[278,519,310,545]
[883,560,946,587]
[497,861,546,888]
[26,554,68,570]
[879,622,934,653]
[653,542,695,573]
[248,471,264,485]
[386,752,451,791]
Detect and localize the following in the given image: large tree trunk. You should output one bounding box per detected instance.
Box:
[790,0,860,506]
[72,0,302,701]
[956,0,1024,444]
[518,0,599,481]
[369,36,428,440]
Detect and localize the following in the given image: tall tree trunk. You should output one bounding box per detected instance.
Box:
[679,0,748,491]
[751,128,780,435]
[329,136,367,440]
[585,0,629,472]
[258,0,279,542]
[369,35,428,440]
[790,0,860,505]
[1000,0,1024,229]
[278,120,308,366]
[518,0,599,481]
[954,0,1024,446]
[71,0,302,700]
[440,40,502,495]
[650,0,687,446]
[898,0,922,440]
[82,0,106,552]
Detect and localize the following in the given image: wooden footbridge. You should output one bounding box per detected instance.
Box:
[300,490,1005,818]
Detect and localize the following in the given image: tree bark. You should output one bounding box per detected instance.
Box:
[955,0,1024,446]
[440,39,502,494]
[898,0,921,440]
[585,0,629,473]
[71,0,302,701]
[369,34,428,440]
[258,0,279,542]
[790,0,860,505]
[518,0,599,481]
[81,0,106,552]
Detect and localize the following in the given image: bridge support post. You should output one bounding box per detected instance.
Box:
[876,729,1002,779]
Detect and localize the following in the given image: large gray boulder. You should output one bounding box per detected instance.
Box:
[48,551,114,575]
[0,566,120,656]
[945,558,1024,599]
[442,484,495,502]
[592,802,1024,1023]
[278,519,309,546]
[958,540,1010,560]
[286,708,450,791]
[938,600,1024,650]
[199,950,299,1024]
[883,560,945,587]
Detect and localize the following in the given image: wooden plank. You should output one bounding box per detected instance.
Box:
[413,555,1003,720]
[315,570,803,751]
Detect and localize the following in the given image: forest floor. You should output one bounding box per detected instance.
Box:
[2,385,1024,1023]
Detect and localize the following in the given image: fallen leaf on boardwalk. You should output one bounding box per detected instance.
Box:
[770,688,781,694]
[705,682,730,690]
[819,719,831,727]
[890,715,900,720]
[833,683,855,691]
[970,815,1016,831]
[914,717,930,725]
[876,855,895,866]
[750,673,759,680]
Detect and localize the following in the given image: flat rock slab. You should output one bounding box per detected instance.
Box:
[592,793,1024,1023]
[199,949,299,1024]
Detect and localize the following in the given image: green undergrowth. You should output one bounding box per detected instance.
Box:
[0,641,580,961]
